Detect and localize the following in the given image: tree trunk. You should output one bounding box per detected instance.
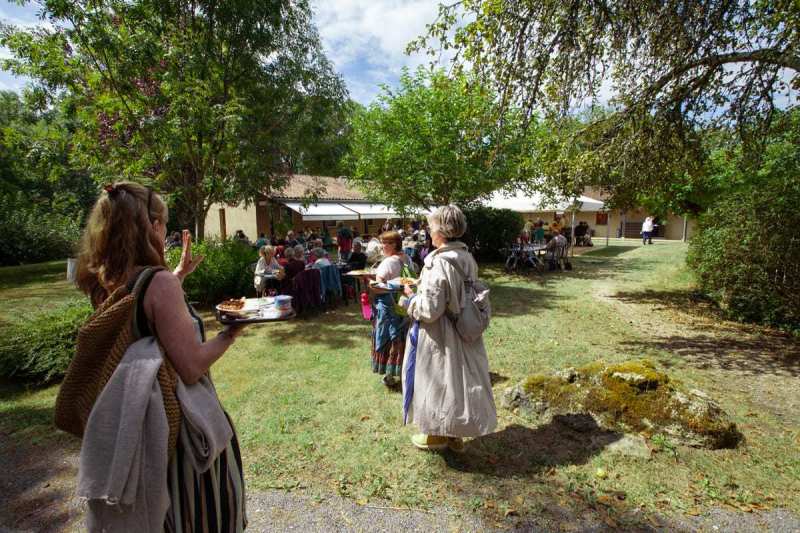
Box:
[195,216,205,242]
[194,200,206,241]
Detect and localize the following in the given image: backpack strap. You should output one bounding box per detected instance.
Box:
[435,254,475,321]
[130,266,166,339]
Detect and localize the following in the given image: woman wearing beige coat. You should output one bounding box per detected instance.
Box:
[401,205,497,452]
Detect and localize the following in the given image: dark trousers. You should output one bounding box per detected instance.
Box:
[642,231,652,244]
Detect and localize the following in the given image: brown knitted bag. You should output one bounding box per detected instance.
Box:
[54,267,182,453]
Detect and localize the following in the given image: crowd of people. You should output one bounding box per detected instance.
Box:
[518,214,593,247]
[65,184,497,530]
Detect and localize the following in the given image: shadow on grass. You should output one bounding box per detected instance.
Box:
[263,303,370,350]
[0,404,80,532]
[444,414,621,477]
[439,416,700,531]
[486,283,559,317]
[612,288,714,309]
[580,245,639,258]
[0,260,67,290]
[623,334,800,377]
[611,289,800,377]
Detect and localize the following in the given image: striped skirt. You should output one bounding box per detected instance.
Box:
[164,414,247,533]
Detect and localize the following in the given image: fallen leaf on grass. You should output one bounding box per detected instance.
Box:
[504,508,518,517]
[484,500,496,509]
[686,507,702,516]
[356,498,368,505]
[596,495,617,507]
[360,415,370,421]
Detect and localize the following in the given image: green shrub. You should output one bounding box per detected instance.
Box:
[461,206,524,261]
[0,194,82,266]
[167,238,258,305]
[0,299,93,383]
[688,131,800,331]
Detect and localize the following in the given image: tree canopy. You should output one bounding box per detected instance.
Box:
[411,0,799,211]
[347,68,529,211]
[1,0,348,238]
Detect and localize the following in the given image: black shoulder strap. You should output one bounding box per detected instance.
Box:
[131,266,165,338]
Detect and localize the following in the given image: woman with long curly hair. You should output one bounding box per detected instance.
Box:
[75,181,247,532]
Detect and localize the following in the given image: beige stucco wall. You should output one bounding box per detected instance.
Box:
[205,200,402,240]
[519,208,696,241]
[205,201,258,241]
[605,208,696,240]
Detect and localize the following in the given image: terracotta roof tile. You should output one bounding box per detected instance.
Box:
[270,175,366,201]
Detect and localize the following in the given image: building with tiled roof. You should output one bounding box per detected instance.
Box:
[270,175,367,202]
[204,175,399,240]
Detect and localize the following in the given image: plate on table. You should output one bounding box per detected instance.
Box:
[215,297,294,324]
[345,269,374,277]
[369,280,402,293]
[388,277,418,289]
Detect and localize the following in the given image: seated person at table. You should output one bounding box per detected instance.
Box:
[275,245,289,266]
[311,247,332,268]
[284,246,307,280]
[285,230,299,248]
[365,236,383,265]
[255,245,283,296]
[345,241,368,271]
[574,221,593,246]
[306,241,324,264]
[546,229,567,252]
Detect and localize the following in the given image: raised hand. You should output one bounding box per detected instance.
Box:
[173,229,205,282]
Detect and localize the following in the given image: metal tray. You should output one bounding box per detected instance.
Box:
[215,309,296,325]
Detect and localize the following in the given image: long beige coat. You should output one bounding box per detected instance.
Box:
[402,241,497,437]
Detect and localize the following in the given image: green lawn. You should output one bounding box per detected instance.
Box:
[1,242,798,527]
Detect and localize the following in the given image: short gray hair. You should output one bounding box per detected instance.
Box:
[428,205,467,240]
[293,244,304,259]
[312,247,326,258]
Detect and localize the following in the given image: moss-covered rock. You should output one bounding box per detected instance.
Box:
[504,359,742,449]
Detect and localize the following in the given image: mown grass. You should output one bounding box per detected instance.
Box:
[0,260,81,330]
[1,242,798,526]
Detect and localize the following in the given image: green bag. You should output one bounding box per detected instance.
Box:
[393,263,418,317]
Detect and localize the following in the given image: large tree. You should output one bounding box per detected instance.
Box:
[2,0,348,238]
[411,0,799,210]
[347,68,530,211]
[0,90,95,214]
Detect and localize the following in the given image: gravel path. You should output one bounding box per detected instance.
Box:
[2,465,800,533]
[245,491,482,532]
